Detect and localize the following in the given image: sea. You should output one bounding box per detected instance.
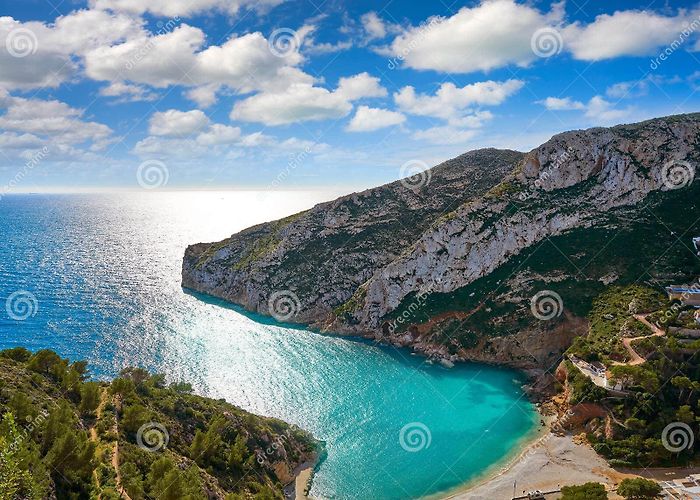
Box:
[0,192,537,499]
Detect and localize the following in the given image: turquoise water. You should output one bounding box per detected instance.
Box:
[0,192,537,499]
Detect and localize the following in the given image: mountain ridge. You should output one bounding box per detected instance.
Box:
[183,112,700,371]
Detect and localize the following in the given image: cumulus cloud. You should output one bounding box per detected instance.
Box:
[361,12,388,40]
[538,96,585,110]
[563,9,700,61]
[195,124,242,146]
[386,0,564,73]
[0,10,141,90]
[347,106,405,132]
[386,0,700,73]
[133,117,328,161]
[84,25,312,95]
[335,72,387,100]
[184,85,220,108]
[231,73,387,126]
[539,94,633,124]
[0,94,115,159]
[395,80,523,123]
[99,81,157,101]
[400,80,523,145]
[584,96,633,123]
[231,84,351,125]
[148,109,210,137]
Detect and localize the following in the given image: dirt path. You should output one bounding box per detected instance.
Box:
[111,394,133,500]
[613,314,665,366]
[89,388,111,497]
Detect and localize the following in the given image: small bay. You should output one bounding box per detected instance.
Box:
[0,192,537,499]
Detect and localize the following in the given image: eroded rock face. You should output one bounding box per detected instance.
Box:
[351,114,700,329]
[183,149,523,323]
[183,113,700,368]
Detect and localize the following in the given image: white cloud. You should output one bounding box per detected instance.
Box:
[604,75,677,99]
[413,126,478,145]
[90,0,285,17]
[196,124,241,146]
[386,1,700,73]
[563,9,699,61]
[335,72,387,100]
[99,81,157,101]
[231,84,351,125]
[0,132,44,150]
[539,94,633,124]
[184,85,220,108]
[231,72,387,126]
[84,25,312,93]
[394,80,523,123]
[133,116,328,161]
[303,39,352,55]
[539,96,585,110]
[347,106,405,132]
[387,0,563,73]
[0,10,141,90]
[584,96,633,123]
[0,94,115,157]
[361,12,387,40]
[149,109,210,137]
[299,23,352,55]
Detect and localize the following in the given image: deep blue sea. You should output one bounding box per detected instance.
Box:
[0,192,537,499]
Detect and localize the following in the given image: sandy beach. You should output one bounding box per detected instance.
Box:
[445,433,634,500]
[295,467,313,500]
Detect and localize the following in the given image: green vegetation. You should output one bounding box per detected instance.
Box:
[562,284,700,467]
[0,348,316,499]
[568,286,665,364]
[484,180,521,199]
[383,180,700,355]
[561,482,608,499]
[333,284,368,319]
[617,477,662,499]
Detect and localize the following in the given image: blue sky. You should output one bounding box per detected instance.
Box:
[0,0,699,192]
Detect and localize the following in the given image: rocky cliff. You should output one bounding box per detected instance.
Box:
[183,113,700,370]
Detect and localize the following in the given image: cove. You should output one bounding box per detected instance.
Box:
[0,192,538,499]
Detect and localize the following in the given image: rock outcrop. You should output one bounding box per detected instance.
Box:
[183,113,700,369]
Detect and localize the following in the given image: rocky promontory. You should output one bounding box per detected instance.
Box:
[183,113,700,370]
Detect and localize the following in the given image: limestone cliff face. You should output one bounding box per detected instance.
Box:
[183,113,700,369]
[182,148,522,322]
[353,115,700,330]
